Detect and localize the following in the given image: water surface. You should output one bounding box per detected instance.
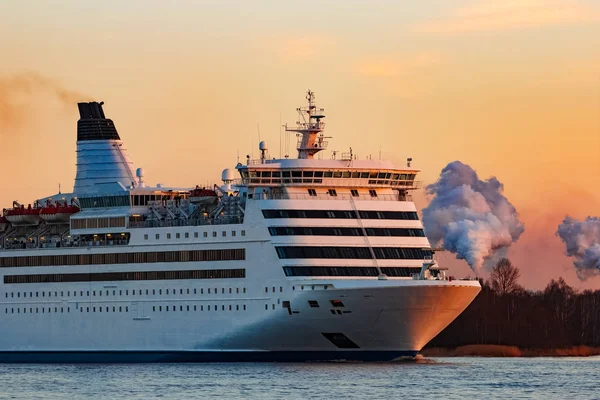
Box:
[0,357,597,399]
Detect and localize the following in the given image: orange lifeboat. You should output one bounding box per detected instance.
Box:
[40,200,80,223]
[5,204,41,226]
[189,186,218,205]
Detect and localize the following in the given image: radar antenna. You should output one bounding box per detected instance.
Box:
[285,90,330,159]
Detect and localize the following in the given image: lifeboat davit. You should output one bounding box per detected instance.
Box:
[0,216,8,232]
[189,186,218,205]
[40,203,80,223]
[5,205,41,226]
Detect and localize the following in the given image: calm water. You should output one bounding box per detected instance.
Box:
[0,357,597,399]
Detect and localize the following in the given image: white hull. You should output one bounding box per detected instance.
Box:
[0,277,479,361]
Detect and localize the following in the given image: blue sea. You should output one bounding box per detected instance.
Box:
[0,357,597,399]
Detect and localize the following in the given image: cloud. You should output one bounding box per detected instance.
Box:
[356,52,445,78]
[414,0,600,34]
[422,161,525,274]
[275,35,336,63]
[557,216,600,280]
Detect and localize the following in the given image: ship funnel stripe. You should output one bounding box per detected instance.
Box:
[73,103,136,195]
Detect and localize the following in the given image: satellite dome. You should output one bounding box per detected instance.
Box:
[222,168,235,182]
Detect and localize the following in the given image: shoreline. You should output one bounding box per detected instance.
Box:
[421,345,600,357]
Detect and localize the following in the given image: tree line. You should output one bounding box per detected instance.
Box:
[426,259,600,349]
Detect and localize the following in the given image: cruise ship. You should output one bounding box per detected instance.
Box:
[0,92,480,362]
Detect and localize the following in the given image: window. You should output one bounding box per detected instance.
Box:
[328,189,337,197]
[381,267,422,277]
[222,231,226,237]
[241,230,246,236]
[167,233,171,239]
[261,209,418,220]
[185,232,189,239]
[351,189,359,197]
[144,234,148,240]
[369,189,378,197]
[176,233,180,239]
[0,248,247,270]
[194,232,199,238]
[269,227,362,236]
[204,232,208,238]
[331,300,345,308]
[231,231,236,237]
[4,269,247,285]
[275,247,432,260]
[308,189,317,196]
[308,300,319,308]
[283,267,421,276]
[155,234,160,240]
[213,232,217,237]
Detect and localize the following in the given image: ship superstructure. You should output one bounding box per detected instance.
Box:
[0,92,480,362]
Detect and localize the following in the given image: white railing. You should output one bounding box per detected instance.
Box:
[128,216,243,229]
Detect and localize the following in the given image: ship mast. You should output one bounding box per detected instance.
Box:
[286,90,329,159]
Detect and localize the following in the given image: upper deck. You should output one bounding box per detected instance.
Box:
[0,91,423,253]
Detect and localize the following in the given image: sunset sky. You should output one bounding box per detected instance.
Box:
[1,0,599,290]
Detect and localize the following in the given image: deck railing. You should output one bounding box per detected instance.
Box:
[252,193,412,202]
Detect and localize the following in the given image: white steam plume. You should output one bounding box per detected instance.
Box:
[556,216,600,280]
[422,161,524,273]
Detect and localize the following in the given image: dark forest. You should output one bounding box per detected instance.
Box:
[427,259,600,350]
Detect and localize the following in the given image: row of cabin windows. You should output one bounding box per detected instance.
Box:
[153,304,247,312]
[79,195,130,209]
[282,266,423,277]
[275,246,433,260]
[312,189,378,197]
[144,230,246,241]
[71,217,127,230]
[0,249,245,268]
[4,286,248,298]
[268,227,426,237]
[265,286,284,293]
[4,269,246,285]
[5,306,129,314]
[262,209,419,220]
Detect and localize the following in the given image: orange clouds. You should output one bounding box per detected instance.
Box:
[415,0,600,34]
[274,35,336,63]
[356,52,445,78]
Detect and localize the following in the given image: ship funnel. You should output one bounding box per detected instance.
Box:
[73,102,136,195]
